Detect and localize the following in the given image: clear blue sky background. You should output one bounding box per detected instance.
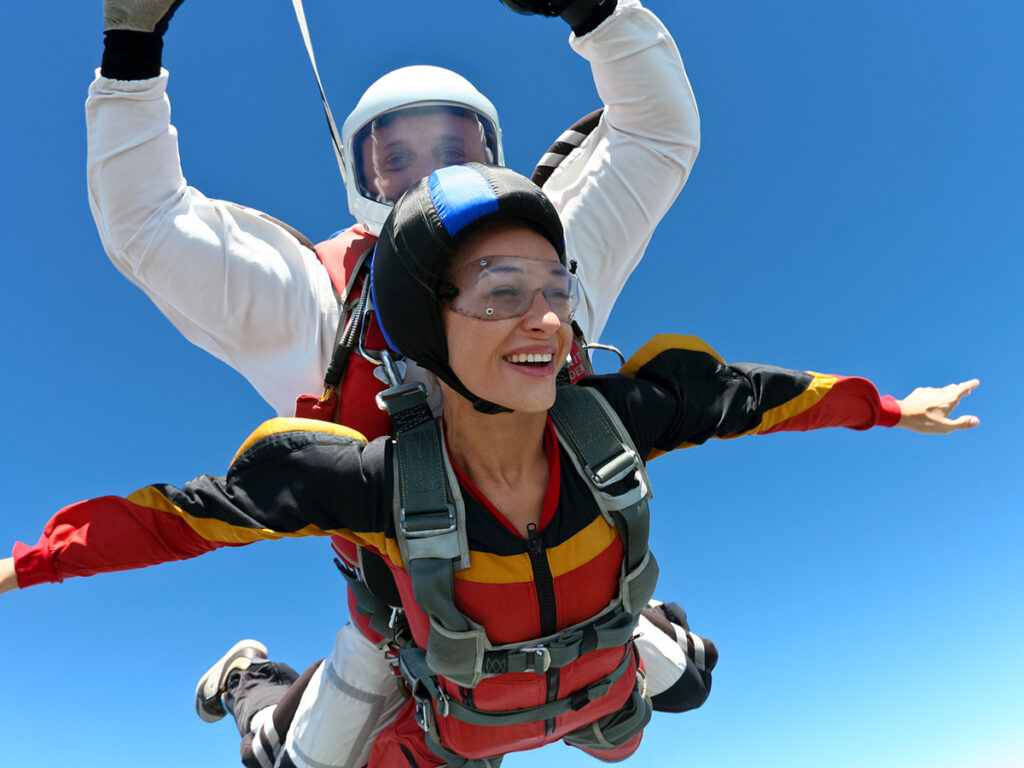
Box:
[1,1,1021,766]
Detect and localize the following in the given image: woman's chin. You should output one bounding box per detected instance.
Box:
[494,380,558,414]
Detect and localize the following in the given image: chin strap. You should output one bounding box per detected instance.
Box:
[290,0,347,184]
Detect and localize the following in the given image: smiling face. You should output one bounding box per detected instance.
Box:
[358,108,492,205]
[441,222,573,414]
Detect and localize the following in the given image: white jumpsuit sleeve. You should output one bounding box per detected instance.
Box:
[545,0,700,342]
[86,71,340,416]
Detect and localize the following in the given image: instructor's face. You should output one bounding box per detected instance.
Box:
[360,111,491,203]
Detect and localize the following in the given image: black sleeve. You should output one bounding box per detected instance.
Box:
[580,335,839,459]
[155,423,396,549]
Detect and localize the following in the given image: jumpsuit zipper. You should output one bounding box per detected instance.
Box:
[527,522,559,735]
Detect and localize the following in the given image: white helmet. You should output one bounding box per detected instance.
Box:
[341,65,504,235]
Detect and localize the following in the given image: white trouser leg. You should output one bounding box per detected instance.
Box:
[279,623,407,768]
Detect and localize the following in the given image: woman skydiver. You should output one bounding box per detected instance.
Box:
[0,164,978,766]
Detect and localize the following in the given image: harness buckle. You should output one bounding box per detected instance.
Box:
[399,504,457,538]
[413,696,433,733]
[589,448,640,488]
[375,381,426,413]
[521,645,552,675]
[436,686,451,718]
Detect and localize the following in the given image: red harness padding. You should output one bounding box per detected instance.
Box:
[294,224,392,436]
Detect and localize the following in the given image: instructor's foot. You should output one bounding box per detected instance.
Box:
[194,639,268,722]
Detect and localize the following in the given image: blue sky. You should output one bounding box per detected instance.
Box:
[1,1,1021,766]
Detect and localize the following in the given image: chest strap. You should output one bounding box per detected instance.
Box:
[401,643,635,728]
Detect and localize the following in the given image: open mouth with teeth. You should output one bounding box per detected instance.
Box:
[504,352,554,366]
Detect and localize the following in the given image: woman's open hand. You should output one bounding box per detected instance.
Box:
[896,379,980,434]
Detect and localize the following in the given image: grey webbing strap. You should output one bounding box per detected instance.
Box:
[383,385,471,634]
[404,646,634,728]
[549,386,649,571]
[550,387,635,487]
[481,606,636,675]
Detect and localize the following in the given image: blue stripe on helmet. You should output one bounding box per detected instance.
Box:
[428,165,499,237]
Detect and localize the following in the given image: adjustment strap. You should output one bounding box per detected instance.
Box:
[481,606,637,675]
[407,646,634,728]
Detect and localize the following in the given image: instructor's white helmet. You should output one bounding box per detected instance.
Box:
[342,65,504,235]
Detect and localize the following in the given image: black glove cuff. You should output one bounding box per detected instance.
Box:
[561,0,616,36]
[101,30,163,81]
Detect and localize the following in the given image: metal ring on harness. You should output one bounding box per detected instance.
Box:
[582,341,626,368]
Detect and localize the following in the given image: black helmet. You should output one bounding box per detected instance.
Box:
[371,163,566,413]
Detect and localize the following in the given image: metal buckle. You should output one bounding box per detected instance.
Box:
[398,504,457,538]
[413,697,432,733]
[357,304,384,366]
[375,381,426,413]
[589,448,639,488]
[521,645,551,675]
[436,686,451,718]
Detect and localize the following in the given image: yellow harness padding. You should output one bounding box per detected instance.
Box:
[620,334,724,376]
[231,417,368,464]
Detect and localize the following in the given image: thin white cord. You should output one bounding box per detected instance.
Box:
[291,0,347,181]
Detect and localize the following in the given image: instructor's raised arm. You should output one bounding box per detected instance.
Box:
[516,0,700,340]
[88,0,339,415]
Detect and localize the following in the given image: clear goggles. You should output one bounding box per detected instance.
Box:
[446,256,579,322]
[351,104,500,205]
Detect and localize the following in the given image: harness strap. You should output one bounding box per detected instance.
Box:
[402,645,634,728]
[549,386,652,577]
[333,559,407,642]
[383,384,473,639]
[480,603,636,675]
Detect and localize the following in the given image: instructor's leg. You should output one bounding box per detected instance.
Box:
[278,622,409,768]
[635,600,718,713]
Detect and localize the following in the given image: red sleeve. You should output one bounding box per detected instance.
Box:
[12,495,226,588]
[760,376,902,434]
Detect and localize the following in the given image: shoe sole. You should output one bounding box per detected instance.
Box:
[194,639,269,723]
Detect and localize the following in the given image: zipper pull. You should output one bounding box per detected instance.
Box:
[526,522,542,554]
